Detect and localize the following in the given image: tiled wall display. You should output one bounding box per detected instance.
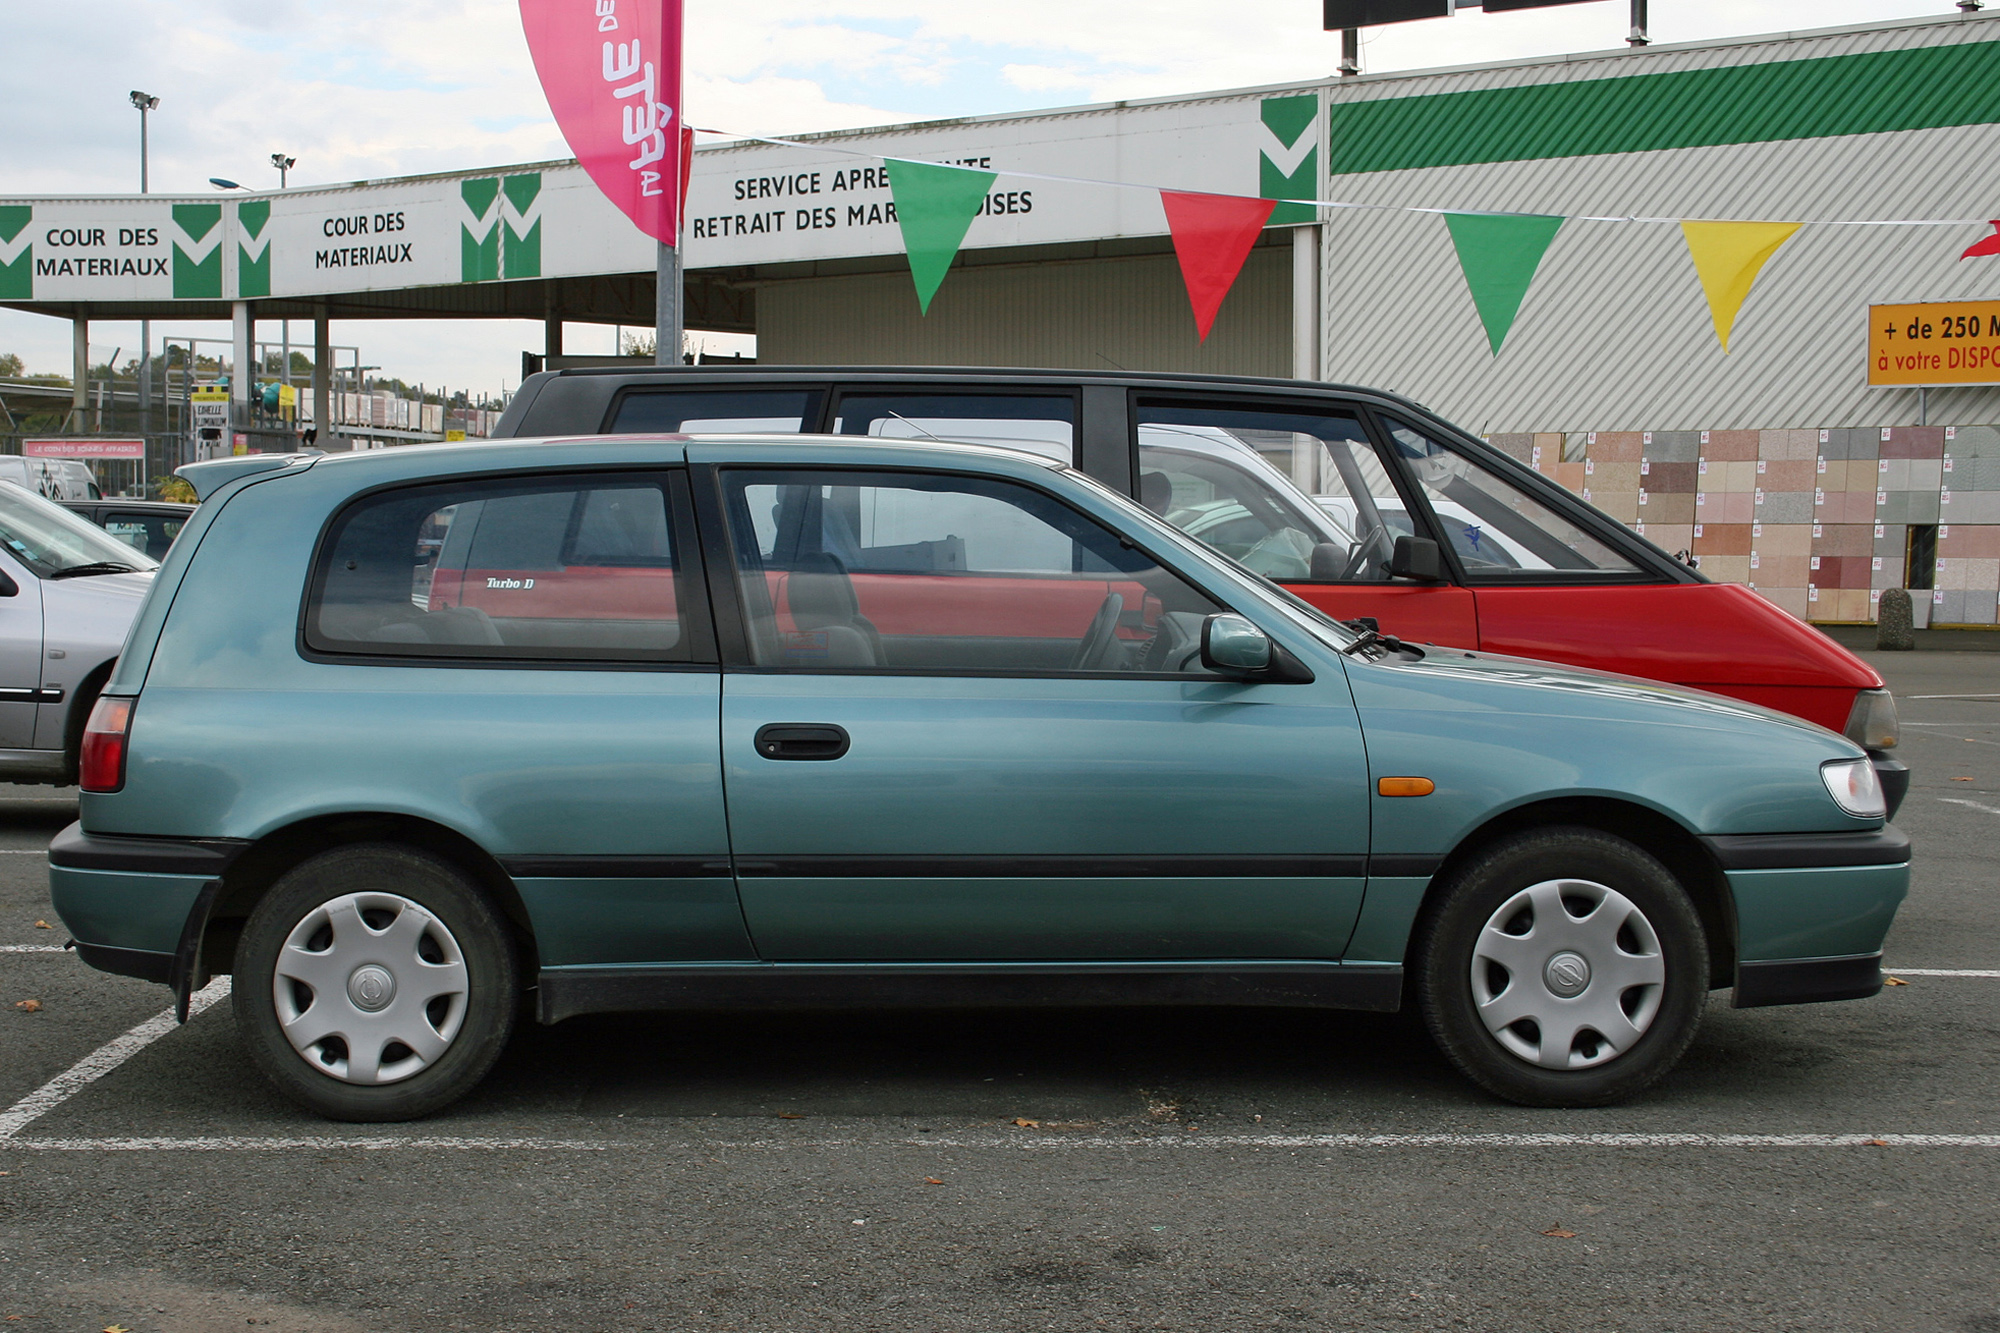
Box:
[1484,425,2000,628]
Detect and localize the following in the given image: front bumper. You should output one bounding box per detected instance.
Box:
[1702,827,1910,1008]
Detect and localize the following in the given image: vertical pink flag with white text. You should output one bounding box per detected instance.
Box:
[519,0,684,245]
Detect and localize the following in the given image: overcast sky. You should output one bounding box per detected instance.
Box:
[0,0,1961,393]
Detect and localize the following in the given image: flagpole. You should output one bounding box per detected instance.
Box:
[655,240,681,366]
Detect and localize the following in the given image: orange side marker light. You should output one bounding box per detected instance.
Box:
[1377,777,1435,797]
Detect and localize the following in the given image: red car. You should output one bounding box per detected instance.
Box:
[496,367,1905,812]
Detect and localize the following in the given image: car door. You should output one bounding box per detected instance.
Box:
[697,450,1372,961]
[0,549,42,749]
[1130,395,1481,648]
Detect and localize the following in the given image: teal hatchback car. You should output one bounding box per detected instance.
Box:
[50,435,1908,1120]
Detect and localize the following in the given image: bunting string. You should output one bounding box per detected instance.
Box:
[688,124,2000,350]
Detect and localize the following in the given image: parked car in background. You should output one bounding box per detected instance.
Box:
[0,456,102,501]
[495,367,1906,814]
[55,436,1906,1120]
[0,481,156,782]
[61,499,197,563]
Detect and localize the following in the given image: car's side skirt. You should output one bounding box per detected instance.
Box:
[535,960,1404,1025]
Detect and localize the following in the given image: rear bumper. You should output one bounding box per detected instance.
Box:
[1870,752,1909,820]
[48,822,245,963]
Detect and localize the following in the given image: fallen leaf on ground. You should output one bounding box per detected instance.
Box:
[1953,776,1974,781]
[32,920,50,929]
[1885,976,1909,985]
[13,1000,40,1013]
[924,1177,944,1185]
[1011,1117,1040,1128]
[776,1113,803,1120]
[1864,1138,1889,1147]
[105,1325,130,1332]
[1541,1228,1577,1239]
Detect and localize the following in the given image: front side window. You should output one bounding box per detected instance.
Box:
[834,394,1076,464]
[608,389,824,434]
[1381,417,1642,579]
[308,473,699,662]
[1135,401,1403,582]
[721,469,1223,674]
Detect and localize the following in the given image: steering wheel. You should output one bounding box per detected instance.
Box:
[1337,524,1397,581]
[1069,592,1125,670]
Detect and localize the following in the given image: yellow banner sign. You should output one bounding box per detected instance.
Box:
[1869,300,2000,386]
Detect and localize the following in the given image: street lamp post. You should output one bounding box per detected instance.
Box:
[271,154,295,189]
[131,91,160,460]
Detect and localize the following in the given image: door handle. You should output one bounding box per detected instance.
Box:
[753,723,850,761]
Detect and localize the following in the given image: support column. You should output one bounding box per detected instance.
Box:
[545,312,563,360]
[71,314,89,433]
[655,240,682,367]
[231,301,253,448]
[313,302,334,451]
[1291,225,1321,384]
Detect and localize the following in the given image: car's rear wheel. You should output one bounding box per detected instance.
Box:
[234,844,517,1121]
[1414,826,1708,1107]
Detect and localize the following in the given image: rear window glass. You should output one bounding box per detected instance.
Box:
[306,473,700,663]
[608,389,823,434]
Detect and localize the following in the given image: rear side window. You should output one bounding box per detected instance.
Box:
[306,472,705,663]
[607,389,823,434]
[833,394,1076,463]
[101,511,186,561]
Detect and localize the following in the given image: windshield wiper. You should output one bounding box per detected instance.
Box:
[47,561,143,580]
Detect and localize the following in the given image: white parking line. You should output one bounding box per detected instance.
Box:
[0,945,65,953]
[1940,796,2000,816]
[1890,968,2000,978]
[1908,693,2000,699]
[0,978,230,1140]
[3,1132,2000,1152]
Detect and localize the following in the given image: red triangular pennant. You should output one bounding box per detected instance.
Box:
[1161,191,1277,341]
[679,125,696,227]
[1962,221,2000,259]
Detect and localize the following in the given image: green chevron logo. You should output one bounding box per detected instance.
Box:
[172,203,223,299]
[237,198,271,298]
[461,177,501,282]
[0,205,30,300]
[502,173,542,280]
[1260,95,1320,227]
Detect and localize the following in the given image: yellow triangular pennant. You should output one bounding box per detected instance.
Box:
[1681,221,1801,353]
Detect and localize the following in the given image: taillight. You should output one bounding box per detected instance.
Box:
[79,696,134,793]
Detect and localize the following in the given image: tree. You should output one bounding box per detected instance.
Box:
[0,352,22,378]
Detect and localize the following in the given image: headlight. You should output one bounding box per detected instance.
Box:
[1844,688,1899,750]
[1822,757,1886,819]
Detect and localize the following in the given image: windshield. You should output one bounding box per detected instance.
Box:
[0,482,160,577]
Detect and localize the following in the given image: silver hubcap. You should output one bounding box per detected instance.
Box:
[1470,879,1665,1071]
[273,892,468,1085]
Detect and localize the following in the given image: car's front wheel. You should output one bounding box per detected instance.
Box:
[1414,826,1709,1107]
[234,845,517,1121]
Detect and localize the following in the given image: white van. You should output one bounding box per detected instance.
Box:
[0,457,102,501]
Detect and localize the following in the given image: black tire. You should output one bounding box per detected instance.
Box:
[234,844,517,1122]
[1413,826,1709,1108]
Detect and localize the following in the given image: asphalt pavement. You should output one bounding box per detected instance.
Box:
[0,651,1995,1332]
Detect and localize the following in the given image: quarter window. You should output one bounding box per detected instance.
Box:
[307,474,701,662]
[721,469,1223,674]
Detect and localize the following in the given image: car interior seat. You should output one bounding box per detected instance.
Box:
[785,552,883,667]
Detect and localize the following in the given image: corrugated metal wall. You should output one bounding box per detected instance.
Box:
[1318,15,2000,433]
[759,248,1290,376]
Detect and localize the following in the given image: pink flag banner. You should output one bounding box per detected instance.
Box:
[519,0,684,245]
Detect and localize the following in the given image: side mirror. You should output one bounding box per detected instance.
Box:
[1200,613,1272,674]
[1308,542,1347,581]
[1389,535,1445,582]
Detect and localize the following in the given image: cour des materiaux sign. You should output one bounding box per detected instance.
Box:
[0,89,1320,304]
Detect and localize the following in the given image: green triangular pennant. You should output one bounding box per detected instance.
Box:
[1443,212,1564,354]
[885,160,996,314]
